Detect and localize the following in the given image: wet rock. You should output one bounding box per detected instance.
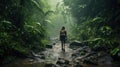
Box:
[75,57,83,61]
[69,41,84,49]
[74,64,83,67]
[92,46,109,52]
[38,52,44,55]
[31,51,40,57]
[80,52,99,65]
[97,51,108,57]
[72,52,87,59]
[28,59,34,62]
[85,52,97,58]
[74,46,91,54]
[72,53,78,57]
[56,59,65,64]
[81,53,98,63]
[98,55,112,64]
[56,58,69,65]
[45,63,57,67]
[37,52,45,57]
[63,65,68,67]
[74,62,83,67]
[46,45,53,48]
[79,51,87,56]
[38,53,45,59]
[82,46,91,52]
[30,51,45,60]
[83,59,98,65]
[40,55,45,59]
[72,47,93,59]
[64,60,69,64]
[74,50,113,65]
[53,43,56,45]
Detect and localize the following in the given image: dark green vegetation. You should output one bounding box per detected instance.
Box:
[64,0,120,60]
[0,0,50,63]
[0,0,120,64]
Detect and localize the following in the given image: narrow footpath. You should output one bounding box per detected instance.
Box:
[1,38,120,67]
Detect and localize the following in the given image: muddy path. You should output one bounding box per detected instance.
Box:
[1,39,120,67]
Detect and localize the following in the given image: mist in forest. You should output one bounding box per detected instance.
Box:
[46,0,75,38]
[0,0,120,65]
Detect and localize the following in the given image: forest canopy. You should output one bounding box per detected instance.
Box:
[0,0,120,63]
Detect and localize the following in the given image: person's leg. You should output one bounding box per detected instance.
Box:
[63,40,65,51]
[61,41,63,50]
[64,41,65,49]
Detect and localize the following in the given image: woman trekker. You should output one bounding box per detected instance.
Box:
[60,26,67,51]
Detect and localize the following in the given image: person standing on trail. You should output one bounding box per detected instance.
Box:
[60,26,67,51]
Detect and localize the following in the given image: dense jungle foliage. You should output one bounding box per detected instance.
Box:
[0,0,120,63]
[0,0,50,62]
[64,0,120,58]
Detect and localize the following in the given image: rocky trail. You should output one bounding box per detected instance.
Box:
[1,38,120,67]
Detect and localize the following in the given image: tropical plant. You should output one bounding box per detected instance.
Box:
[63,0,120,56]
